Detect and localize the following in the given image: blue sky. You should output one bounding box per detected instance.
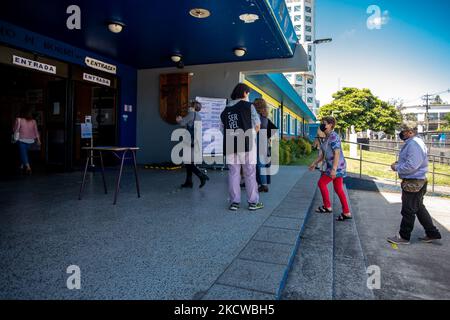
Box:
[315,0,450,106]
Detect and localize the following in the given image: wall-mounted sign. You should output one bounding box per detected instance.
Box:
[83,73,111,87]
[85,57,117,74]
[13,55,56,74]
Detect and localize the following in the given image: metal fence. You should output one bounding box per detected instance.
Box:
[367,140,450,161]
[343,140,450,193]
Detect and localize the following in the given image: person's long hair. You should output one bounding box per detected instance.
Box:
[253,98,269,117]
[19,105,33,121]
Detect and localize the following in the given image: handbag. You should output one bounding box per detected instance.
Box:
[12,118,21,143]
[401,179,426,193]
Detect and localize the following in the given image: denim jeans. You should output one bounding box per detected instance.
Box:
[18,141,31,166]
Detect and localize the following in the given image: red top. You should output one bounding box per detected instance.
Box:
[13,118,40,140]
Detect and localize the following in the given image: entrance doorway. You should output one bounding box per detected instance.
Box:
[0,63,68,177]
[73,81,118,167]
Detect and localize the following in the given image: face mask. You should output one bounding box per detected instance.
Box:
[399,131,407,141]
[320,123,327,132]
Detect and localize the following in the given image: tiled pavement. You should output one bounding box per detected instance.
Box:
[0,166,319,299]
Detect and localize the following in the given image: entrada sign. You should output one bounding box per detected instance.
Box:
[85,57,117,74]
[83,73,111,87]
[12,55,56,74]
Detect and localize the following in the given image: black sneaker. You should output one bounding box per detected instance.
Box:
[387,235,410,245]
[199,175,209,188]
[418,235,442,243]
[229,203,240,211]
[248,202,264,211]
[180,182,193,188]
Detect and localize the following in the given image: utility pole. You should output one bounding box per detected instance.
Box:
[423,93,431,134]
[421,90,450,136]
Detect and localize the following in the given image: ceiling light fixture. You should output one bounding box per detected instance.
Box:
[171,54,183,63]
[189,8,211,19]
[234,48,247,57]
[108,21,125,33]
[239,13,259,23]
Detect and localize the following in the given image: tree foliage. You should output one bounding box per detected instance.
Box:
[318,88,402,134]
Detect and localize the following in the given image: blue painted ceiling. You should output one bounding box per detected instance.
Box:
[0,0,298,69]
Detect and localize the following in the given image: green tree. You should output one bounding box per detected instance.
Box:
[318,87,401,134]
[432,95,444,105]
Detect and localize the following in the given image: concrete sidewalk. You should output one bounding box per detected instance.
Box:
[346,178,450,300]
[0,166,318,299]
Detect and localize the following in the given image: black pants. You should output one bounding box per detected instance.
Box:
[185,164,203,184]
[399,182,441,241]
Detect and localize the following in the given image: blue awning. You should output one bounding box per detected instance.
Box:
[0,0,298,68]
[246,73,317,122]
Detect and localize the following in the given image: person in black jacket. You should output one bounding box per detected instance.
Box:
[220,83,264,211]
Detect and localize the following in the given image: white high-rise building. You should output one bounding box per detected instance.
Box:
[284,0,318,115]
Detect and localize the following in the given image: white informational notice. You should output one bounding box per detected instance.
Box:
[81,123,93,139]
[195,96,227,156]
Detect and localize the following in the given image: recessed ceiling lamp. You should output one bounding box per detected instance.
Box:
[189,8,211,19]
[239,13,259,23]
[171,54,183,63]
[234,48,247,57]
[108,21,125,33]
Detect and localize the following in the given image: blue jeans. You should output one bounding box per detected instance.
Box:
[18,141,31,166]
[256,142,271,186]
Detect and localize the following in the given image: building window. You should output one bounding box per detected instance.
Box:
[305,16,312,23]
[308,45,312,52]
[305,6,312,13]
[294,25,301,32]
[307,88,313,94]
[294,15,301,22]
[308,55,312,61]
[307,97,313,103]
[294,5,301,12]
[305,35,312,42]
[283,114,288,134]
[290,117,296,135]
[307,78,313,84]
[297,120,303,136]
[305,25,312,32]
[296,74,303,82]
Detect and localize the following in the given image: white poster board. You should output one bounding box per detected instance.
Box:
[195,96,227,156]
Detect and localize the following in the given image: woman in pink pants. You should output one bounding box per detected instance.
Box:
[309,116,351,221]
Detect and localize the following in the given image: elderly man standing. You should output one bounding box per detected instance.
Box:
[387,122,442,245]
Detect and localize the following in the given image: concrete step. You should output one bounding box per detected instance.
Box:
[281,181,375,300]
[332,185,375,300]
[281,186,334,300]
[202,170,320,300]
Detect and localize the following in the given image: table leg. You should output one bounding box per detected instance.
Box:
[113,150,127,205]
[131,150,141,198]
[78,154,90,200]
[99,150,108,194]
